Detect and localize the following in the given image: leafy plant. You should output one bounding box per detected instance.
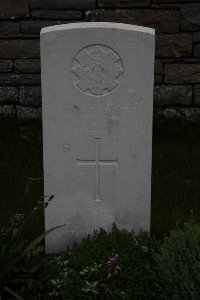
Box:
[0,185,63,300]
[46,251,122,299]
[46,255,75,299]
[80,253,121,299]
[37,225,159,300]
[154,220,200,299]
[6,214,200,300]
[10,245,45,299]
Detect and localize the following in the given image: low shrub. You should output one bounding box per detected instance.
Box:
[8,221,200,300]
[43,225,159,300]
[154,221,200,300]
[0,192,62,300]
[11,225,159,299]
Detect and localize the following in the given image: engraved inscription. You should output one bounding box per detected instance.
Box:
[65,102,132,133]
[71,45,124,96]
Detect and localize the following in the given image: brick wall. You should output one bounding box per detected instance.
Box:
[0,0,200,122]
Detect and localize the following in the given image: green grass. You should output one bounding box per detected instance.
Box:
[0,117,200,237]
[0,119,43,237]
[152,121,200,237]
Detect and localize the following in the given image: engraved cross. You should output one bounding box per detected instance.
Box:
[76,138,118,202]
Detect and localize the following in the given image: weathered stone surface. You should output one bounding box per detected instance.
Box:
[194,44,200,57]
[0,0,29,18]
[21,20,70,34]
[154,85,192,106]
[0,40,40,59]
[31,10,83,20]
[86,9,179,33]
[17,106,42,119]
[193,33,200,43]
[0,60,13,72]
[18,33,40,39]
[183,58,200,63]
[156,34,192,57]
[0,74,41,86]
[29,0,95,10]
[153,0,197,3]
[194,84,200,105]
[180,4,200,32]
[154,59,163,84]
[0,105,15,117]
[0,87,18,103]
[19,86,41,106]
[0,22,20,38]
[160,107,200,123]
[98,0,150,8]
[161,58,181,64]
[41,23,155,253]
[151,4,183,9]
[165,64,200,84]
[15,59,40,73]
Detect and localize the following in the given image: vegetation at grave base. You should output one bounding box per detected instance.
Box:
[8,224,159,300]
[6,221,200,300]
[0,189,63,300]
[154,220,200,300]
[1,117,200,298]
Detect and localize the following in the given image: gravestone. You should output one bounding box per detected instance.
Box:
[41,22,155,253]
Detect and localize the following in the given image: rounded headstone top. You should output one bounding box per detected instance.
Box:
[40,22,155,35]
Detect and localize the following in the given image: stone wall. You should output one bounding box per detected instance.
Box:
[0,0,200,122]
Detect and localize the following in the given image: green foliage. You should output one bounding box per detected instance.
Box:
[11,222,200,300]
[0,196,63,300]
[14,225,159,300]
[46,251,122,299]
[1,119,200,299]
[152,125,200,237]
[154,221,200,299]
[0,120,43,229]
[10,246,45,299]
[57,225,159,300]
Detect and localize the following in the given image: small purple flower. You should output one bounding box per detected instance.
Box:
[106,253,119,267]
[106,252,120,278]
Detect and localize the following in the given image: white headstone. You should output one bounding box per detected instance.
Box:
[41,22,155,253]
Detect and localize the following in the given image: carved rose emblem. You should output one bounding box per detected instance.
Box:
[71,45,124,96]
